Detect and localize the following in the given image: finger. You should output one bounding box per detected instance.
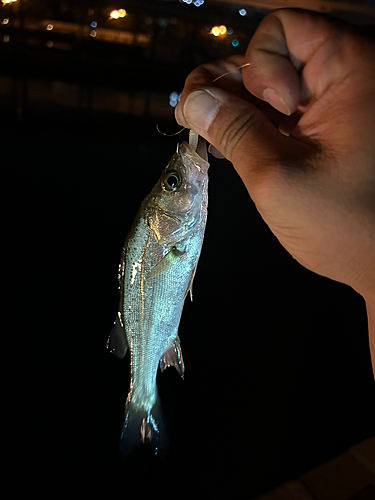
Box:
[242,9,346,114]
[175,57,249,129]
[175,60,287,131]
[208,145,226,159]
[178,85,314,196]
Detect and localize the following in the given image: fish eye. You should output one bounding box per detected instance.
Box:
[162,170,181,192]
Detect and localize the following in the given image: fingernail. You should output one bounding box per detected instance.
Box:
[208,144,226,159]
[262,87,291,116]
[183,90,219,133]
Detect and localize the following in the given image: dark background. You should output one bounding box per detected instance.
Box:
[4,0,374,496]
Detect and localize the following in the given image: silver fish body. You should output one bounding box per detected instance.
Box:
[107,137,209,455]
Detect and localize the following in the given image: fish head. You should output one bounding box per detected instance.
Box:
[146,139,210,244]
[158,140,209,215]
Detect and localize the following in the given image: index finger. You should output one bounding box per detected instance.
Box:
[243,9,349,114]
[175,55,285,129]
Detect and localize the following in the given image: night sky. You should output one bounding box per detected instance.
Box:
[4,1,375,496]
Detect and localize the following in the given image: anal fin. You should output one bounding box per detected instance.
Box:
[159,336,185,379]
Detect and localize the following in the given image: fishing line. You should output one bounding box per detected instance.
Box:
[156,124,186,136]
[212,62,250,83]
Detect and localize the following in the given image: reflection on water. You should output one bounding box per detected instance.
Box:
[0,0,264,122]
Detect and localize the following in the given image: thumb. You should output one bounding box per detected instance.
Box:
[179,85,291,185]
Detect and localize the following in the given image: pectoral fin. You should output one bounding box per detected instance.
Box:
[106,311,128,359]
[146,246,186,279]
[159,336,185,379]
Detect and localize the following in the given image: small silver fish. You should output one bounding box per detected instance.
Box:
[107,132,210,455]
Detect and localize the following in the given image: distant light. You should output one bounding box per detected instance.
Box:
[47,41,53,48]
[169,91,181,108]
[3,34,9,42]
[232,39,239,47]
[90,30,97,38]
[90,21,97,28]
[193,0,204,6]
[183,0,193,4]
[227,27,233,35]
[2,17,9,24]
[110,8,126,19]
[219,25,227,35]
[144,16,152,25]
[158,17,169,28]
[211,26,220,37]
[239,8,247,16]
[2,0,17,4]
[46,24,53,31]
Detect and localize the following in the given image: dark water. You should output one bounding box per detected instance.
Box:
[6,106,374,496]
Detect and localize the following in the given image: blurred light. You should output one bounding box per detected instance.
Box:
[90,30,97,37]
[46,24,53,31]
[110,10,120,19]
[47,41,53,48]
[158,17,168,28]
[170,17,177,25]
[169,91,181,108]
[239,8,247,16]
[118,9,127,18]
[144,16,152,25]
[2,0,17,4]
[211,25,227,37]
[183,0,193,4]
[232,39,239,47]
[193,0,204,6]
[3,34,9,42]
[90,21,97,28]
[227,27,233,35]
[2,17,9,24]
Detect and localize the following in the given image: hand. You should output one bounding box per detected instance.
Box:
[175,9,375,300]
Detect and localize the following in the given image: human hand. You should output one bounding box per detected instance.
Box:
[175,9,375,300]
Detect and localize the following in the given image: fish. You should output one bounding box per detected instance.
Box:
[107,131,210,456]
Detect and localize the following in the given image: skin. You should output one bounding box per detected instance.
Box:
[175,9,375,376]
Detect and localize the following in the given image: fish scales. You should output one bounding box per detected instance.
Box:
[107,135,209,455]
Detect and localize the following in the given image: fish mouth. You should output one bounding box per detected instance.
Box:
[195,136,208,162]
[177,136,207,162]
[182,136,208,163]
[174,137,209,176]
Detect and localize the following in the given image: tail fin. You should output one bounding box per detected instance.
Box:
[119,397,168,458]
